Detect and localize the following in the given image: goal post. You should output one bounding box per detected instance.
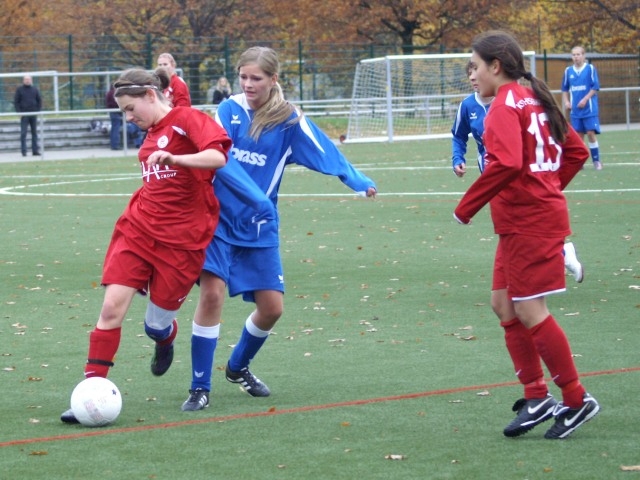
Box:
[345,52,536,143]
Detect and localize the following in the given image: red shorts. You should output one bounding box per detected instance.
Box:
[101,217,204,310]
[492,234,566,301]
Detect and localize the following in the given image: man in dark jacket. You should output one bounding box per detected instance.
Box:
[14,75,42,156]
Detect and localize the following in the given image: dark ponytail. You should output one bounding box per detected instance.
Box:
[472,31,568,143]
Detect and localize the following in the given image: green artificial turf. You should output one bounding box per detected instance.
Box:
[0,131,638,479]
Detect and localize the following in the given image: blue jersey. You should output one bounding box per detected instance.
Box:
[214,93,377,247]
[451,93,490,173]
[561,63,600,119]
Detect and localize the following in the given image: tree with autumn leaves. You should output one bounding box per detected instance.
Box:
[1,0,636,106]
[3,0,637,54]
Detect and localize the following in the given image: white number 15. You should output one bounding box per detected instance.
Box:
[527,112,562,172]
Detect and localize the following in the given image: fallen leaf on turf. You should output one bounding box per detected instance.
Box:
[385,454,407,460]
[341,421,351,427]
[621,466,640,471]
[268,406,276,413]
[30,451,48,456]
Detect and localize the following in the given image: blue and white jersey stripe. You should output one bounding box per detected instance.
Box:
[213,94,376,247]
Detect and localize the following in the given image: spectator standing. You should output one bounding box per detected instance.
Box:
[14,75,42,156]
[211,76,232,104]
[157,53,191,107]
[105,85,122,150]
[561,46,602,170]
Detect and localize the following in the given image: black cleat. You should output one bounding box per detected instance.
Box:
[150,343,174,376]
[503,394,557,437]
[225,364,271,397]
[544,393,600,439]
[181,389,210,411]
[150,320,177,376]
[60,408,79,424]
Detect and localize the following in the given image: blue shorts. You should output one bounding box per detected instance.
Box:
[570,116,600,135]
[202,237,284,302]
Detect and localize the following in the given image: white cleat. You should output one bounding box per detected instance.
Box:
[563,242,584,283]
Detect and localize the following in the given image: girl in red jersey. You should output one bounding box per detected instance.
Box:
[60,67,231,424]
[157,53,192,107]
[454,31,599,440]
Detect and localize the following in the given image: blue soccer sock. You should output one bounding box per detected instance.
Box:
[190,323,219,392]
[228,314,270,372]
[588,141,599,162]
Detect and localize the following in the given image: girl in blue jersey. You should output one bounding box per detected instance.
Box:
[451,61,493,177]
[181,46,377,411]
[451,61,585,284]
[561,46,601,170]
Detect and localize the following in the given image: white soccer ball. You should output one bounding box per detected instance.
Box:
[70,377,122,427]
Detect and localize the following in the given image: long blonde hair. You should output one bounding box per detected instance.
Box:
[237,46,299,140]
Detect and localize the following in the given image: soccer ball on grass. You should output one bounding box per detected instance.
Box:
[70,377,122,427]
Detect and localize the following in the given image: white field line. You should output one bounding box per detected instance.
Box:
[1,164,639,198]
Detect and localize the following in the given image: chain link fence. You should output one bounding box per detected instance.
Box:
[0,35,638,126]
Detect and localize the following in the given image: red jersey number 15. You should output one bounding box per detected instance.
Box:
[527,112,562,173]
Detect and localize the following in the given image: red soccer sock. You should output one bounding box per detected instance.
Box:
[156,319,178,347]
[530,315,585,408]
[84,327,121,378]
[501,318,547,398]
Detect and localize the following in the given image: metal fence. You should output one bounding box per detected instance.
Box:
[0,36,638,143]
[1,35,638,112]
[0,35,393,110]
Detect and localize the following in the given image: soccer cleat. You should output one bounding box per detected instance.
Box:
[181,388,210,411]
[150,320,177,376]
[150,343,174,376]
[544,393,600,439]
[563,242,584,283]
[503,394,557,438]
[60,408,79,424]
[593,161,603,170]
[225,364,271,397]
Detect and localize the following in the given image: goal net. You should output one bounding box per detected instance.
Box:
[345,52,536,143]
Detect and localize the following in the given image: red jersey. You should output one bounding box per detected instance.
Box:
[454,81,588,235]
[164,74,191,107]
[121,106,231,250]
